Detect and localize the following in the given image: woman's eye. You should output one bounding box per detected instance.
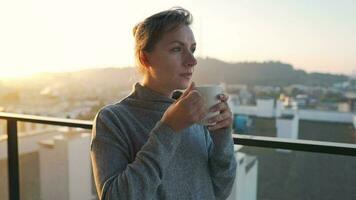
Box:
[191,47,196,53]
[171,47,182,52]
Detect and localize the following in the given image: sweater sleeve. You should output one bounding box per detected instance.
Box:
[90,108,182,200]
[206,126,237,200]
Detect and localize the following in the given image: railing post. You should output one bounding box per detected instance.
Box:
[7,119,20,200]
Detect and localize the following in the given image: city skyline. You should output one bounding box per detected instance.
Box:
[1,0,355,79]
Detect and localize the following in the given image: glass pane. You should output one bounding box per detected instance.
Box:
[232,115,356,144]
[228,145,356,200]
[15,122,97,200]
[0,120,8,200]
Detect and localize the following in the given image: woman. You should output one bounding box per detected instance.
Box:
[90,8,237,200]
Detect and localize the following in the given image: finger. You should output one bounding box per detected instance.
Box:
[218,94,229,102]
[180,81,195,99]
[185,90,203,104]
[181,91,204,111]
[207,111,231,124]
[190,104,208,123]
[209,102,228,112]
[208,117,232,131]
[197,108,208,122]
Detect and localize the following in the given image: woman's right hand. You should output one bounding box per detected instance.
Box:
[161,82,207,132]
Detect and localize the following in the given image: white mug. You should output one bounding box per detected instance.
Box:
[195,85,224,126]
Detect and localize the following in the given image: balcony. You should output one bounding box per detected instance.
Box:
[1,111,356,200]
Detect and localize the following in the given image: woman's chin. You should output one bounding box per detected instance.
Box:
[178,80,191,90]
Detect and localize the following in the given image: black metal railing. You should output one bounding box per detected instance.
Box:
[1,111,356,200]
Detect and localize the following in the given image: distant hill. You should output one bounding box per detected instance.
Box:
[3,57,350,89]
[193,58,350,86]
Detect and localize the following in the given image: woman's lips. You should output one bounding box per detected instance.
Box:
[180,73,192,79]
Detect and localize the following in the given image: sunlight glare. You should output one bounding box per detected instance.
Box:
[0,68,38,80]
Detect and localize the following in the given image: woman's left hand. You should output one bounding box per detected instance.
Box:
[207,94,233,131]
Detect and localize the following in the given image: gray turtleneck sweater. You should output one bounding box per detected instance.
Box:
[90,83,237,200]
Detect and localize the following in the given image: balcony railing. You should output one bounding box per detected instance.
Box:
[1,111,356,200]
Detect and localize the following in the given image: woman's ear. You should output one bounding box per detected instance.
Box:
[139,51,150,69]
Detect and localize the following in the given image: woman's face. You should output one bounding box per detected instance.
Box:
[145,25,197,91]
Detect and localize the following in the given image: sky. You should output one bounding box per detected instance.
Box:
[0,0,355,79]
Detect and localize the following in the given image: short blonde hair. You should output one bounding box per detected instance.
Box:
[133,7,193,73]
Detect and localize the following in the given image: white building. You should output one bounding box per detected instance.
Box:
[227,145,258,200]
[276,114,299,139]
[338,102,351,112]
[256,99,275,118]
[38,131,93,200]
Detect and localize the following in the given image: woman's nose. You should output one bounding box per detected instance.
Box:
[185,52,197,67]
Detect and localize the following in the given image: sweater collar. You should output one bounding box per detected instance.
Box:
[132,82,176,104]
